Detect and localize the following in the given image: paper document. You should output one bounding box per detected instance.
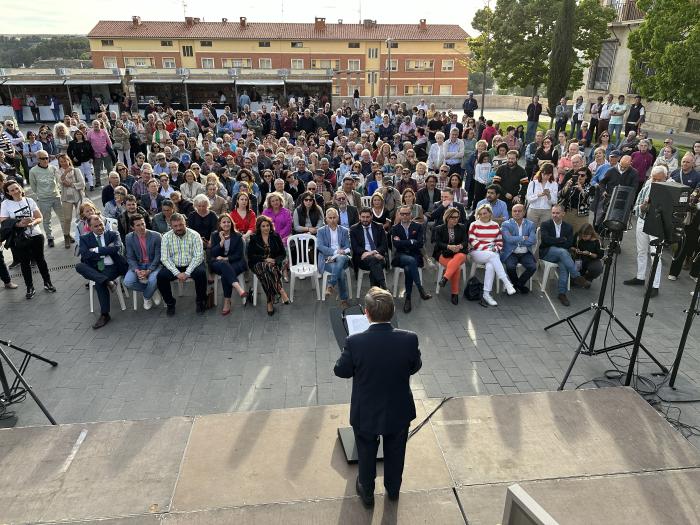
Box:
[346,314,370,335]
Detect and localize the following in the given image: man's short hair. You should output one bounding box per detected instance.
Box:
[487,184,502,195]
[359,207,372,215]
[364,286,394,323]
[170,212,185,223]
[130,213,145,224]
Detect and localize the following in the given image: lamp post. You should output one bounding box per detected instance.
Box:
[228,68,239,109]
[385,38,393,107]
[180,68,191,110]
[279,68,289,103]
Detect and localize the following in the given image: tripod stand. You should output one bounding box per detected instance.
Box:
[545,234,668,390]
[0,338,58,425]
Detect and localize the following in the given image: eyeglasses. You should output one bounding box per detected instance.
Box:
[336,197,346,202]
[399,212,410,216]
[118,167,127,171]
[303,198,313,202]
[38,156,49,160]
[440,169,449,173]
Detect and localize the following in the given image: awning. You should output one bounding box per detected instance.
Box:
[4,79,65,85]
[284,78,333,84]
[131,78,183,84]
[184,79,233,84]
[236,79,284,86]
[65,78,121,85]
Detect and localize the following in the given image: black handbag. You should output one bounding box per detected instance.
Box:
[463,276,483,301]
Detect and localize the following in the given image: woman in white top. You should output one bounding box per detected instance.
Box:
[526,162,558,229]
[473,151,493,205]
[427,131,446,172]
[0,180,56,298]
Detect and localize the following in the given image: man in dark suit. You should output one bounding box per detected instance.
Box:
[442,113,463,137]
[329,191,359,228]
[416,175,440,221]
[334,287,422,507]
[350,208,388,290]
[540,205,591,306]
[391,206,431,312]
[75,215,128,329]
[430,189,468,228]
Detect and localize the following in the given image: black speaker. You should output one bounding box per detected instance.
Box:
[643,181,691,242]
[603,185,636,232]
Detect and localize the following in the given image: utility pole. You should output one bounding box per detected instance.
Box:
[386,38,393,108]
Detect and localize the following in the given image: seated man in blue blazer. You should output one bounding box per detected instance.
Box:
[317,207,352,308]
[391,205,431,313]
[75,215,128,329]
[334,287,422,508]
[500,203,537,294]
[123,214,162,310]
[540,205,591,306]
[350,207,388,290]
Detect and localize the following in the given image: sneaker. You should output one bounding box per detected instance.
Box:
[143,297,153,310]
[152,291,162,306]
[26,286,35,300]
[482,292,498,306]
[43,282,56,293]
[3,282,18,289]
[505,283,516,296]
[667,275,678,281]
[8,260,20,269]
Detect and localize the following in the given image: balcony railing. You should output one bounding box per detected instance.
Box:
[604,0,644,22]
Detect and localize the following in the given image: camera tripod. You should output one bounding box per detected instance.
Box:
[544,233,668,390]
[0,338,57,425]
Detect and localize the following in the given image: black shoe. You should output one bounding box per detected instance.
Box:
[649,288,659,298]
[47,238,54,248]
[25,286,35,299]
[403,297,412,313]
[166,303,176,317]
[196,302,205,315]
[451,293,459,305]
[623,277,645,286]
[517,284,529,294]
[418,286,432,300]
[267,305,276,316]
[438,277,448,288]
[92,313,110,329]
[356,477,374,508]
[8,260,20,269]
[44,282,56,293]
[558,293,570,306]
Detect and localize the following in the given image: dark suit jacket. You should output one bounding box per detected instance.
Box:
[431,202,468,227]
[443,122,463,137]
[140,193,165,215]
[432,223,469,259]
[350,221,388,269]
[209,231,248,275]
[334,323,421,434]
[416,187,440,219]
[539,219,574,258]
[330,204,360,228]
[390,222,424,268]
[78,230,127,274]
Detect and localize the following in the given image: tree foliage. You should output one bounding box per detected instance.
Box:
[547,0,576,118]
[628,0,700,111]
[0,36,90,68]
[475,0,614,95]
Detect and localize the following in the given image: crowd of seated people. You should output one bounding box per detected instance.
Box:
[1,94,696,329]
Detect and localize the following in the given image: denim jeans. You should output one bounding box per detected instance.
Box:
[525,120,538,144]
[324,254,349,300]
[123,265,160,299]
[542,246,580,294]
[608,123,623,147]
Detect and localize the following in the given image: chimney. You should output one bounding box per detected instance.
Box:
[185,16,194,27]
[314,17,326,31]
[222,17,228,23]
[239,17,247,29]
[419,19,427,31]
[338,19,343,25]
[131,16,141,27]
[363,19,376,29]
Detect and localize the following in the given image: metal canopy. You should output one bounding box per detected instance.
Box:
[236,79,285,86]
[65,79,121,85]
[4,79,65,85]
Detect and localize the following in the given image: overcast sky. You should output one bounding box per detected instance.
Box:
[6,0,479,35]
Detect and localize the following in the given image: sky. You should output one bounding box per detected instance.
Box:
[6,0,480,35]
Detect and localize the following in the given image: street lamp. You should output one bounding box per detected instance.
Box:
[385,38,393,107]
[179,68,191,109]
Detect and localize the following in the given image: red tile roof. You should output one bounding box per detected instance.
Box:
[88,20,470,41]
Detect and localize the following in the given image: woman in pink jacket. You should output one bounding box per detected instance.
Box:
[262,192,292,245]
[86,120,113,188]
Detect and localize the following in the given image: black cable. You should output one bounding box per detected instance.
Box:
[408,396,452,440]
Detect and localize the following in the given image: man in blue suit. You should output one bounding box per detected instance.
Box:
[123,214,162,310]
[500,204,537,294]
[391,205,431,313]
[317,208,351,308]
[76,215,128,329]
[350,208,388,290]
[334,287,422,508]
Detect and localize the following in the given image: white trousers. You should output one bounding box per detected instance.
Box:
[470,250,511,293]
[636,219,662,288]
[79,161,94,187]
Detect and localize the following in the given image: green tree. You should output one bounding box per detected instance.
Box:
[547,0,576,120]
[628,0,700,111]
[468,71,495,94]
[478,0,614,96]
[0,36,90,68]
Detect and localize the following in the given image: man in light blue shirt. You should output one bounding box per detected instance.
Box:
[476,184,509,225]
[608,95,627,147]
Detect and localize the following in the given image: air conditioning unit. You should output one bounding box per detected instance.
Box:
[227,68,239,78]
[111,68,121,76]
[55,68,69,76]
[125,67,137,75]
[176,68,190,76]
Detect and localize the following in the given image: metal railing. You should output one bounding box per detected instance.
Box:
[604,0,645,22]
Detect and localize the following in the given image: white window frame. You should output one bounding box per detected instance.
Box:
[439,84,452,95]
[385,59,398,72]
[291,59,304,69]
[201,58,215,69]
[348,85,361,97]
[103,56,118,68]
[259,58,272,69]
[332,84,341,96]
[387,85,397,97]
[368,48,378,59]
[125,57,154,68]
[441,59,455,72]
[311,59,340,70]
[348,59,361,71]
[405,59,434,72]
[162,57,176,69]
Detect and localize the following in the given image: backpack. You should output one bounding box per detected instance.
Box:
[463,276,483,301]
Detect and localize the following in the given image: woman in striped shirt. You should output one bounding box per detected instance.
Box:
[468,203,516,306]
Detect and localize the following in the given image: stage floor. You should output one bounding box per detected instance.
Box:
[1,388,699,524]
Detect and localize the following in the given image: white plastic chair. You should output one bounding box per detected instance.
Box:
[469,259,501,294]
[286,234,321,302]
[360,195,373,208]
[355,267,387,297]
[536,227,570,292]
[435,261,468,294]
[212,274,247,307]
[320,268,353,301]
[392,266,424,297]
[89,276,127,313]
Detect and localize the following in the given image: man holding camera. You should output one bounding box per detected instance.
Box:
[334,287,422,508]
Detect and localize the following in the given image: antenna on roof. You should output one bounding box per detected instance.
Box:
[182,0,187,18]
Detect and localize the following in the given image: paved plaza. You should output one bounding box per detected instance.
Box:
[1,191,699,449]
